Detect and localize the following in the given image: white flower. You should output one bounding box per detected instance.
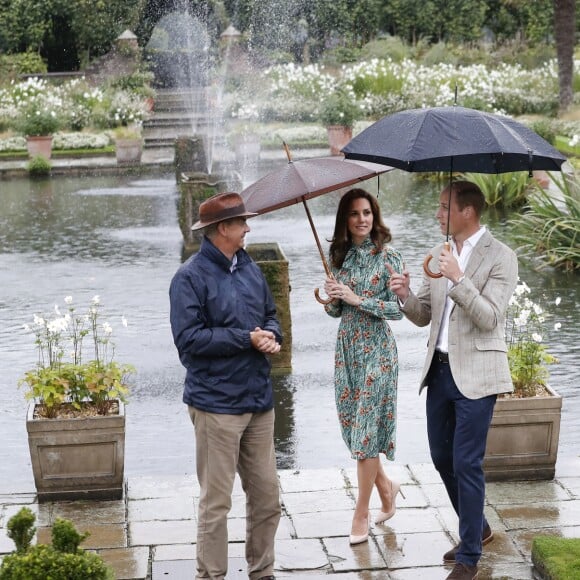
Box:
[555,297,561,306]
[102,322,113,335]
[33,314,45,327]
[65,296,73,304]
[554,322,562,330]
[532,333,543,343]
[92,295,100,305]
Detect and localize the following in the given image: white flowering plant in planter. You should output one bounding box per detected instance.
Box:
[505,280,560,398]
[19,295,135,419]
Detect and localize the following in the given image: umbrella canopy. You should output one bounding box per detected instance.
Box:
[241,155,393,215]
[343,106,567,279]
[240,146,393,303]
[342,106,567,174]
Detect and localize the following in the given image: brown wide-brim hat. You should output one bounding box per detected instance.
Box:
[191,191,258,230]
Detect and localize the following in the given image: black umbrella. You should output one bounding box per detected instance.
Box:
[342,106,567,276]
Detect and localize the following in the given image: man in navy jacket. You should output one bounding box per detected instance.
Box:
[170,192,282,580]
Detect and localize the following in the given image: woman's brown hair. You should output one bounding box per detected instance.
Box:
[328,188,391,269]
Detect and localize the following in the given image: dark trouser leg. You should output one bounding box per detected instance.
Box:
[426,360,496,567]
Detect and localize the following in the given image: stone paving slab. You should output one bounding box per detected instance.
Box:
[2,460,580,579]
[100,546,150,580]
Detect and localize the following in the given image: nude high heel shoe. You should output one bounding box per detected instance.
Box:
[375,480,406,524]
[349,514,371,545]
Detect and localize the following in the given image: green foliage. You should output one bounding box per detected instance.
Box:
[505,280,559,397]
[532,536,580,580]
[554,135,580,157]
[27,155,51,177]
[319,90,360,128]
[19,296,134,418]
[508,341,557,397]
[360,36,412,62]
[19,106,60,136]
[51,519,89,554]
[529,119,556,145]
[461,172,534,208]
[511,172,580,271]
[0,509,114,580]
[0,52,46,81]
[7,507,36,553]
[420,42,459,67]
[109,68,155,99]
[321,46,362,67]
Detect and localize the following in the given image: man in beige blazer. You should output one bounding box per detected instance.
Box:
[388,181,518,580]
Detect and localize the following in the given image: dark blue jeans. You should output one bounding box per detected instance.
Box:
[426,358,496,567]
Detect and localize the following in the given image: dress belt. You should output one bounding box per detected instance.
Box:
[435,350,449,363]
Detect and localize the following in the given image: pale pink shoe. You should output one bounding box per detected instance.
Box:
[349,514,371,545]
[375,480,406,524]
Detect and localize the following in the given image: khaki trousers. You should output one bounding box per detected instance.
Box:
[188,406,281,580]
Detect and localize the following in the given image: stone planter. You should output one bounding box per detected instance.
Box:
[247,243,292,372]
[26,401,126,502]
[115,138,143,165]
[484,385,562,482]
[326,125,353,156]
[26,135,53,160]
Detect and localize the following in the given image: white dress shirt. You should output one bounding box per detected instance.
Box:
[435,226,486,353]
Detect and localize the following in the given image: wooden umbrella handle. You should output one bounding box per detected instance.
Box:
[314,288,333,305]
[423,241,451,279]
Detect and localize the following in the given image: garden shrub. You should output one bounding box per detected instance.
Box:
[529,119,556,144]
[361,36,411,63]
[321,46,363,66]
[0,508,114,580]
[421,42,459,67]
[27,156,52,177]
[0,52,47,82]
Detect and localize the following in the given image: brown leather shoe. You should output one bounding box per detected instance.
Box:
[443,523,494,562]
[446,562,479,579]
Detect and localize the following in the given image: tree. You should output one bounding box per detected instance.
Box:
[554,0,576,112]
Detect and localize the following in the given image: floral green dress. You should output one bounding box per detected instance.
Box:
[325,238,404,460]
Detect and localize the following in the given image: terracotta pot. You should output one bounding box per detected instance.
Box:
[326,125,353,156]
[26,135,53,160]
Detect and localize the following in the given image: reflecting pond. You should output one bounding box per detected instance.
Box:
[0,168,577,485]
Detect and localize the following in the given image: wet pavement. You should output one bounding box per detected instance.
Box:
[2,149,579,579]
[1,457,579,579]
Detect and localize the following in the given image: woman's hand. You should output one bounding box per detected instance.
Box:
[324,278,362,306]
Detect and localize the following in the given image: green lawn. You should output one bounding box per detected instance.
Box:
[532,536,580,579]
[554,135,580,157]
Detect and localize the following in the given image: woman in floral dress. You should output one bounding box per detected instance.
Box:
[324,188,405,544]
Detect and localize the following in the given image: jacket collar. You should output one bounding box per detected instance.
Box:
[200,236,250,272]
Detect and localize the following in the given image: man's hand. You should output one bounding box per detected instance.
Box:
[250,327,281,354]
[387,263,410,302]
[438,246,463,284]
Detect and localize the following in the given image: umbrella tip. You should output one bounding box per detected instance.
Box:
[282,141,293,162]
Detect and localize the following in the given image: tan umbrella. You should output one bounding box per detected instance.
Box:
[241,143,393,303]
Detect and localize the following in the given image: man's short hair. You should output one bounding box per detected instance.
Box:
[451,181,486,217]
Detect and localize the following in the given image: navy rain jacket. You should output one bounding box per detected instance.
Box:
[169,236,282,414]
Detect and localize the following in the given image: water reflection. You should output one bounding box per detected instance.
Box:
[0,170,577,485]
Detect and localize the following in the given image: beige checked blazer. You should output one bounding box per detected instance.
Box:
[401,230,519,399]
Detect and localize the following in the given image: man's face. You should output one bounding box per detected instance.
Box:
[222,217,250,252]
[435,189,467,237]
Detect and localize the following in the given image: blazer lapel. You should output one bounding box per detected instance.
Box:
[464,230,492,278]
